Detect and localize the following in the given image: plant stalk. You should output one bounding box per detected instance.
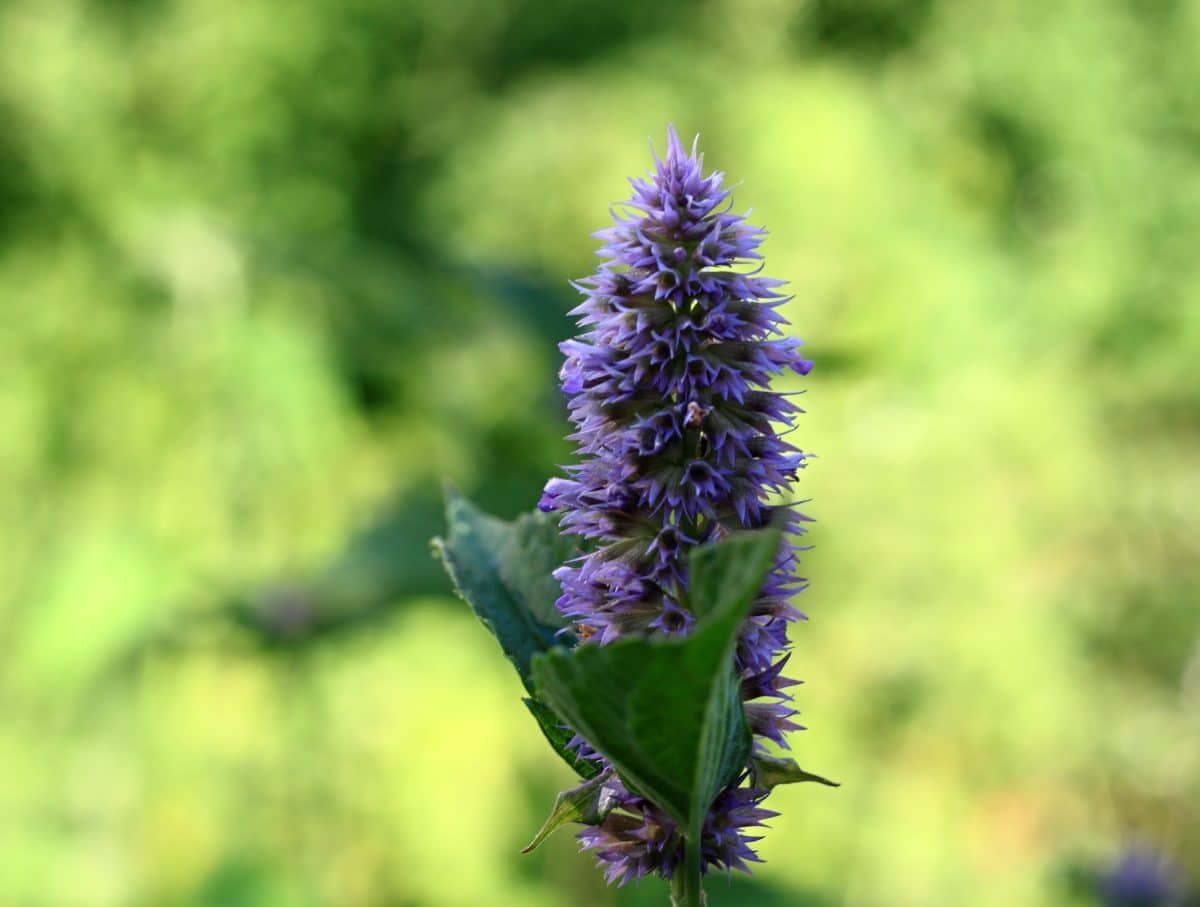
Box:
[669,835,705,907]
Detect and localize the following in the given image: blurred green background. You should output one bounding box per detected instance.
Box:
[2,0,1198,904]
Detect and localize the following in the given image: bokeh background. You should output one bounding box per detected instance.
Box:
[2,0,1198,904]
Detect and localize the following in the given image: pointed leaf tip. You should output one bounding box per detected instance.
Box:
[751,754,840,791]
[521,770,617,854]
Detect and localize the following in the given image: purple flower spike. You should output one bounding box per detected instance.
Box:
[540,127,814,884]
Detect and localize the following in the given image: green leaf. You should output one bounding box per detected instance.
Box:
[750,754,840,790]
[434,487,592,777]
[523,697,603,780]
[532,530,781,844]
[520,769,618,854]
[433,485,574,693]
[498,506,578,628]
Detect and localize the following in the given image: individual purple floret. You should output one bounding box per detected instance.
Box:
[539,127,813,883]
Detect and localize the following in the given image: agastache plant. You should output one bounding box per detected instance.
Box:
[542,126,812,868]
[436,128,834,907]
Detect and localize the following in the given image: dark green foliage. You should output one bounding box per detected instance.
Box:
[435,487,787,869]
[435,485,575,692]
[798,0,936,56]
[532,532,779,838]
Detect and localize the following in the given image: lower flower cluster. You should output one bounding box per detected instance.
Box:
[577,778,779,886]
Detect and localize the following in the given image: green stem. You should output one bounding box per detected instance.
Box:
[669,835,705,907]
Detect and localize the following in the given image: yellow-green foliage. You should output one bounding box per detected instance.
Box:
[0,0,1196,904]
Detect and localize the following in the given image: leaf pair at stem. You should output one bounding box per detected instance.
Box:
[434,487,835,905]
